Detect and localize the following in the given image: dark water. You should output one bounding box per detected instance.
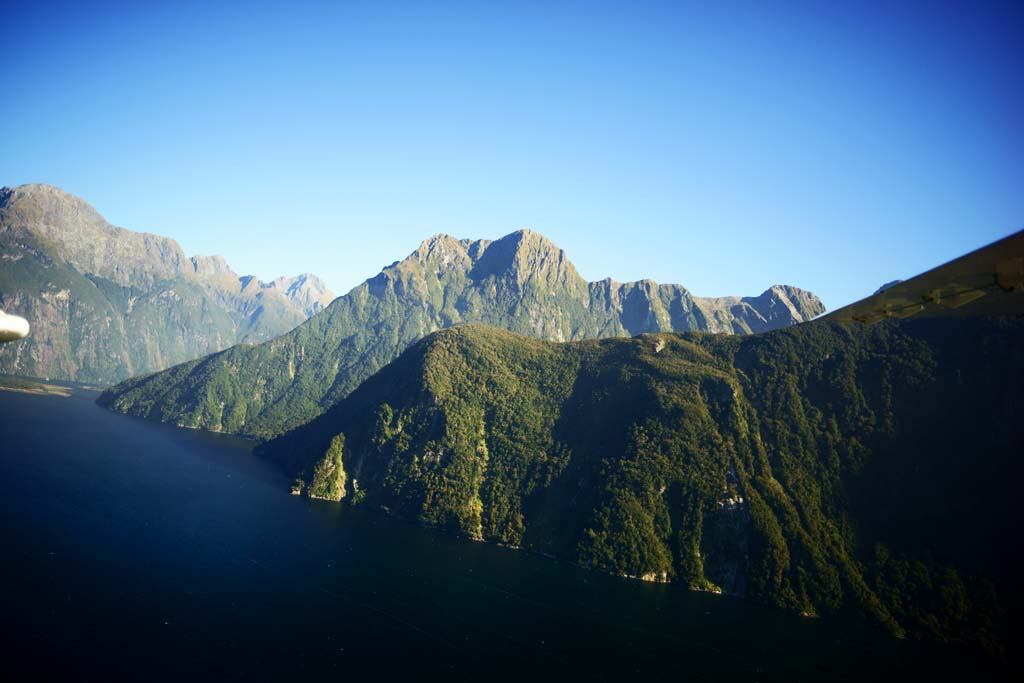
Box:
[0,388,1003,681]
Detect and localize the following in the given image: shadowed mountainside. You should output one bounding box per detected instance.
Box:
[265,318,1021,650]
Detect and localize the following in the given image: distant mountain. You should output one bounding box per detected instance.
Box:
[0,184,333,384]
[263,319,1021,648]
[100,229,823,439]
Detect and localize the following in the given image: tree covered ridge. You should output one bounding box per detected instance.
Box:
[263,318,1022,649]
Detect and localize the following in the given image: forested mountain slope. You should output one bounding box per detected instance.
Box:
[265,318,1021,649]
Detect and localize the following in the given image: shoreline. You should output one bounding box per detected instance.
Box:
[0,377,73,398]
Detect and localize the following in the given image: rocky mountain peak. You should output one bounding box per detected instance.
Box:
[761,284,826,321]
[398,229,580,289]
[190,254,236,278]
[269,273,335,317]
[1,183,105,225]
[503,228,562,259]
[1,183,191,288]
[413,233,471,260]
[470,229,582,289]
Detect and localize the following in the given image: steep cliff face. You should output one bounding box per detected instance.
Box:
[100,228,823,439]
[0,184,193,289]
[0,184,333,384]
[263,318,1022,648]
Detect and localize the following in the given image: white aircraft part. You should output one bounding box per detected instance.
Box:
[0,310,30,342]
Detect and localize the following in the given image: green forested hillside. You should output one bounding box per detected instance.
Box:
[100,231,823,438]
[262,318,1022,649]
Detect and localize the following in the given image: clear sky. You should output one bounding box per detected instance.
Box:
[2,0,1021,311]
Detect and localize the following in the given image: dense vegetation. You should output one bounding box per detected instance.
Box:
[100,230,823,438]
[262,318,1022,650]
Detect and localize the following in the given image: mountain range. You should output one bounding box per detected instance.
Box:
[18,181,1014,651]
[100,229,824,439]
[0,184,334,384]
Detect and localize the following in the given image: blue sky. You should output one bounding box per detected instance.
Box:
[2,0,1021,311]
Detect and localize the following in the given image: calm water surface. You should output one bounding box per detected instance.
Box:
[0,387,1001,681]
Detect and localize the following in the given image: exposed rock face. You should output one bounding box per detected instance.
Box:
[696,284,828,333]
[367,230,823,342]
[190,255,234,278]
[0,184,333,385]
[269,273,335,318]
[1,184,192,289]
[100,227,823,439]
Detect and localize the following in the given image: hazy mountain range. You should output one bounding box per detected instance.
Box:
[100,228,824,439]
[0,184,334,384]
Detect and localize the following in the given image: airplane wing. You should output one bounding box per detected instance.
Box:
[0,310,30,343]
[820,229,1024,324]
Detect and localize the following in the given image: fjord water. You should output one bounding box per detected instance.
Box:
[0,388,993,681]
